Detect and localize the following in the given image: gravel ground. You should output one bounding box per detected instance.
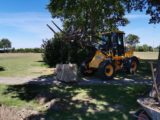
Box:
[0,76,152,86]
[79,77,152,85]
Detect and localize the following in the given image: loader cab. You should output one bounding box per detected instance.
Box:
[101,31,125,56]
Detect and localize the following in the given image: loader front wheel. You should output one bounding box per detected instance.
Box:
[105,64,114,77]
[99,61,115,80]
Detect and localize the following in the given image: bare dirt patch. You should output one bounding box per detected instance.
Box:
[0,105,43,120]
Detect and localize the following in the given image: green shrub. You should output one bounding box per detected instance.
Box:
[42,37,90,67]
[42,38,68,67]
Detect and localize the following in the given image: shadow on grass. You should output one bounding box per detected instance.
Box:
[2,80,150,120]
[0,66,5,71]
[79,60,153,86]
[35,60,51,68]
[36,60,44,63]
[27,74,55,85]
[115,60,153,81]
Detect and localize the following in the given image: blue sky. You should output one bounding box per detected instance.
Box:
[0,0,159,48]
[121,12,160,48]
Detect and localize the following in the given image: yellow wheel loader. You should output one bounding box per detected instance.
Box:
[80,31,139,79]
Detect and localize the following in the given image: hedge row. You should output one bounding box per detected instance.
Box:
[0,48,42,53]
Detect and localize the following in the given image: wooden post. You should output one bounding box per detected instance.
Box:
[149,47,160,103]
[150,62,160,102]
[158,46,160,60]
[157,47,160,102]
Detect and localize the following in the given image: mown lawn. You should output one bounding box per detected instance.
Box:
[0,84,150,120]
[0,52,156,78]
[0,53,52,77]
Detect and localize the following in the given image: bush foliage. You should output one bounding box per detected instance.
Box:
[0,48,42,53]
[42,37,90,67]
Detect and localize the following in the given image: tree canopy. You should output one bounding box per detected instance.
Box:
[0,38,12,50]
[48,0,129,36]
[125,34,140,46]
[48,0,160,34]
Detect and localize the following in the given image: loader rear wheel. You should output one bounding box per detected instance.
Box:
[125,57,139,74]
[129,57,139,74]
[99,61,115,80]
[131,61,137,72]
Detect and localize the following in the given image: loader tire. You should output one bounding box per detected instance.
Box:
[98,61,115,80]
[128,57,139,74]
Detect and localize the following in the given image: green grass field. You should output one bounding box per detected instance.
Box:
[0,53,52,77]
[0,52,156,78]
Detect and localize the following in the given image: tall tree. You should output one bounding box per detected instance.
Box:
[0,38,12,50]
[125,34,140,46]
[48,0,160,43]
[48,0,129,38]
